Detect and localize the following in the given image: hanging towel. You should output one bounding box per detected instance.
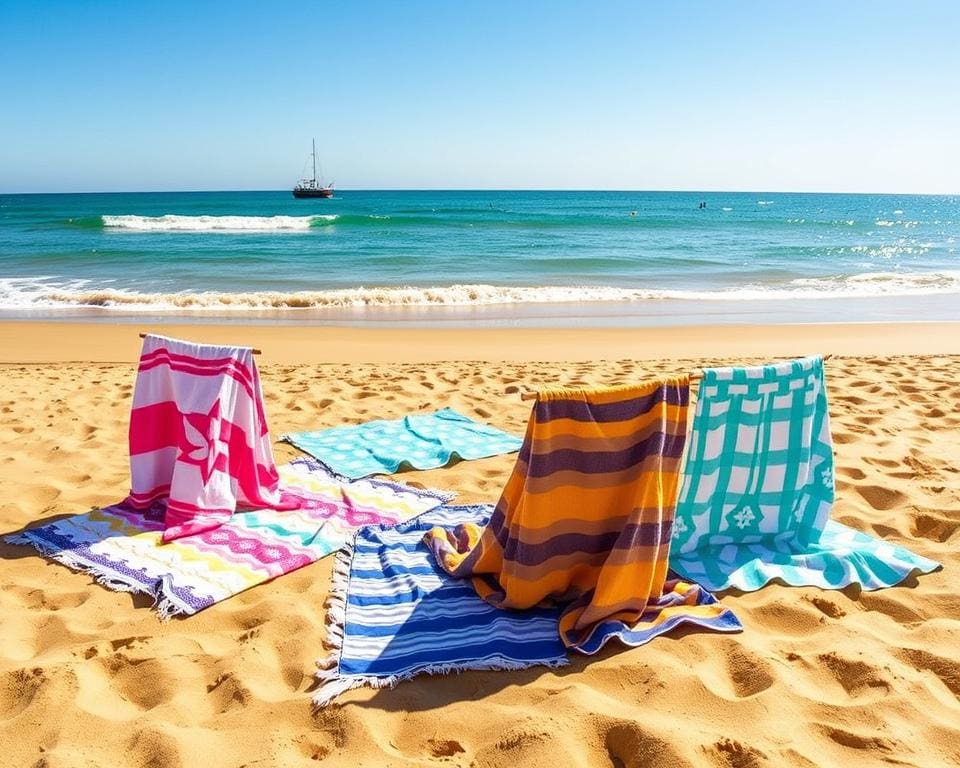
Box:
[282,407,522,479]
[424,379,741,654]
[671,356,940,591]
[7,459,454,618]
[127,333,295,541]
[314,504,567,707]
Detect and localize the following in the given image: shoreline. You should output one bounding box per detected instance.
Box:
[3,319,960,364]
[3,293,960,328]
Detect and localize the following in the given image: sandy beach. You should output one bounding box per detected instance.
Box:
[1,321,958,768]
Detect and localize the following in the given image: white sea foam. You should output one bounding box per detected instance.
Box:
[3,271,960,313]
[875,219,920,229]
[101,214,334,231]
[848,244,929,257]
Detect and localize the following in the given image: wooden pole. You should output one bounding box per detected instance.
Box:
[516,354,832,401]
[138,332,262,355]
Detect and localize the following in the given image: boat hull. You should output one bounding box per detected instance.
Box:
[292,188,334,199]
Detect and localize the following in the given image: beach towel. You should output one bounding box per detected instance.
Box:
[128,333,295,541]
[282,407,522,479]
[6,459,453,618]
[423,380,741,654]
[670,356,940,591]
[314,504,568,707]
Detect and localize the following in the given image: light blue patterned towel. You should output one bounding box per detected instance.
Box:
[670,356,940,592]
[282,408,523,479]
[314,504,568,706]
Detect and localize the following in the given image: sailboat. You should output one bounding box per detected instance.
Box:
[292,139,334,199]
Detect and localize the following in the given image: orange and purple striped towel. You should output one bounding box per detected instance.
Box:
[424,378,741,654]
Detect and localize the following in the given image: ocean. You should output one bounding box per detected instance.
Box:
[1,190,958,326]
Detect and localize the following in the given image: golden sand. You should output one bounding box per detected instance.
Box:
[1,322,958,767]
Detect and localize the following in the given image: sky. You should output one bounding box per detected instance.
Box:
[1,0,958,194]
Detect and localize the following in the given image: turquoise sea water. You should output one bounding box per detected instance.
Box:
[1,190,958,325]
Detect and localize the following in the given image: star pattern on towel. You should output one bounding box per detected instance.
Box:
[726,497,762,533]
[820,464,834,490]
[178,401,227,486]
[732,506,756,529]
[671,516,689,540]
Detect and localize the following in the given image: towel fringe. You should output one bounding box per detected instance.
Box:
[6,531,157,600]
[311,534,356,706]
[315,653,338,673]
[152,574,196,621]
[312,656,569,709]
[283,453,353,483]
[154,595,185,621]
[5,532,199,620]
[312,676,365,708]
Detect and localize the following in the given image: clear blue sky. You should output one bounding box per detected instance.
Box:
[2,0,958,193]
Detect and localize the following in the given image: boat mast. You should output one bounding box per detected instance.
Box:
[312,138,317,184]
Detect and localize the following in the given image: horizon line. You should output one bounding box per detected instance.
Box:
[3,187,958,197]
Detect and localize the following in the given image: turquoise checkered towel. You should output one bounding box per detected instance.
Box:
[670,356,939,592]
[282,408,523,479]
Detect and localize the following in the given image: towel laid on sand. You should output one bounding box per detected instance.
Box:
[7,459,453,618]
[128,334,296,541]
[670,356,940,591]
[282,407,522,479]
[424,380,741,654]
[314,504,568,707]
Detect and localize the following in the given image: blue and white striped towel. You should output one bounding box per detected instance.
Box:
[314,504,567,707]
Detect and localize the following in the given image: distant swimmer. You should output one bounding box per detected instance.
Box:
[629,210,637,216]
[698,201,707,209]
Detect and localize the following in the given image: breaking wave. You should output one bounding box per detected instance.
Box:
[3,271,960,312]
[92,212,711,232]
[100,214,334,231]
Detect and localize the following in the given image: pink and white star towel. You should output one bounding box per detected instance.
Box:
[127,334,297,541]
